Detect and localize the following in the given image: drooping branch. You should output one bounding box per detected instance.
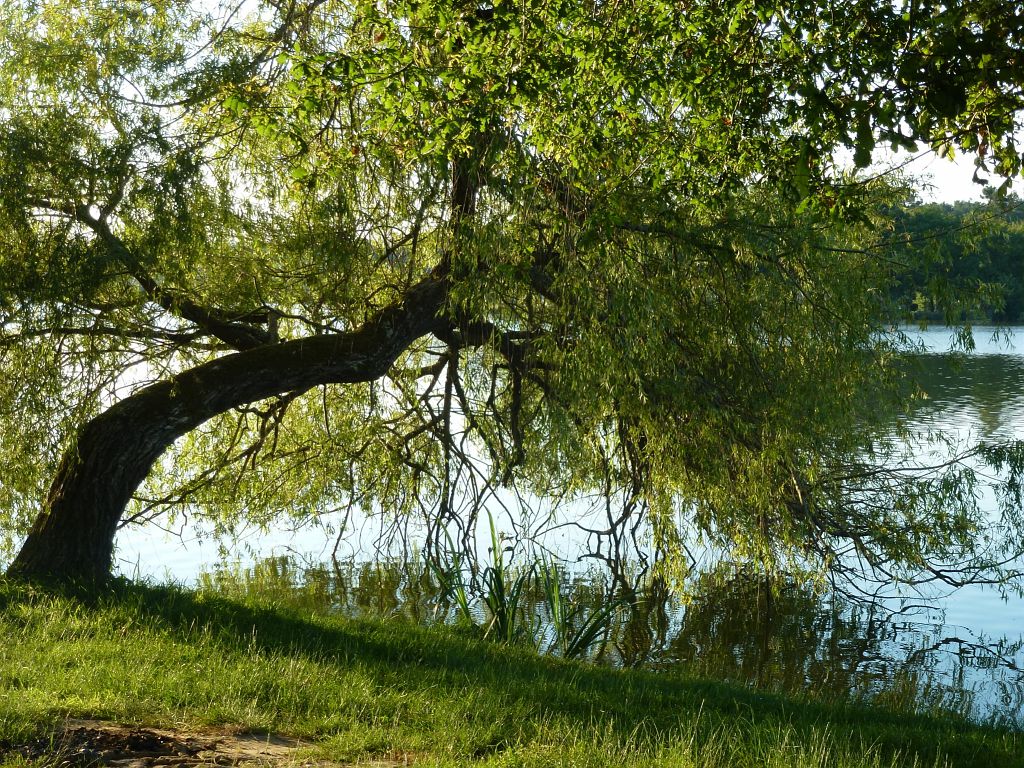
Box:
[88,213,277,351]
[6,273,448,583]
[32,198,275,351]
[0,325,206,348]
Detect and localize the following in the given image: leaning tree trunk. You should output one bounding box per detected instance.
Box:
[7,277,447,583]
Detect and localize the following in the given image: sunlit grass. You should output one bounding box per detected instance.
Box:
[0,578,1019,767]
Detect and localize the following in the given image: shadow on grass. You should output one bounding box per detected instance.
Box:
[8,577,1023,767]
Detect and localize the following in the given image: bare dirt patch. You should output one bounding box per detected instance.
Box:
[5,720,406,768]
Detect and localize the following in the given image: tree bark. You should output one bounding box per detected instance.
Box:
[6,276,448,583]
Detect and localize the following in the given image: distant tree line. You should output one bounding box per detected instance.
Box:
[891,193,1024,323]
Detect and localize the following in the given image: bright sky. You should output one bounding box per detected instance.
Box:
[907,151,993,204]
[839,144,1001,205]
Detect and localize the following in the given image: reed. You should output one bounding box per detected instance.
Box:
[539,555,625,660]
[429,533,476,629]
[478,514,536,644]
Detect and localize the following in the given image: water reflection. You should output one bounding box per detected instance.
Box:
[199,555,1024,729]
[909,352,1024,440]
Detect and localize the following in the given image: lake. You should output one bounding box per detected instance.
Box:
[114,326,1024,727]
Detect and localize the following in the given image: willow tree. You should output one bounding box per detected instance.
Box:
[1,0,1022,584]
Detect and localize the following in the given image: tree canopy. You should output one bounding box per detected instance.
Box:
[890,194,1024,322]
[1,0,1023,585]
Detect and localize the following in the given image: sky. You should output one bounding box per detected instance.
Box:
[889,149,994,205]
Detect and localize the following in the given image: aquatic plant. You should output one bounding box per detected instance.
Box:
[540,556,626,660]
[479,515,536,644]
[428,533,477,630]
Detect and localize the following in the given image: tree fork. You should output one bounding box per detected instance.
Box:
[6,276,448,583]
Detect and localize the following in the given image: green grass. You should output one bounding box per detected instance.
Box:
[0,578,1019,767]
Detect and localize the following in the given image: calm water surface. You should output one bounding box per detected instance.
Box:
[116,327,1024,727]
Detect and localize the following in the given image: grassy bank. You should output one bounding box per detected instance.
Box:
[0,579,1019,768]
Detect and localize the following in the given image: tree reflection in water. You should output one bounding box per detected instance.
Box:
[199,555,1024,728]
